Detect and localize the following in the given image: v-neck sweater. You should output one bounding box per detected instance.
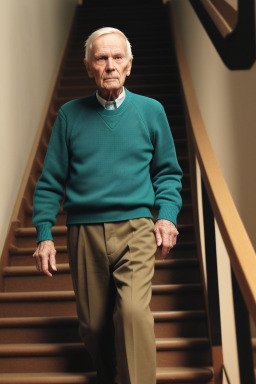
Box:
[33,89,183,243]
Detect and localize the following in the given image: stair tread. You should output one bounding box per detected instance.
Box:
[0,367,214,383]
[0,283,201,300]
[0,310,206,327]
[3,259,198,275]
[0,338,210,355]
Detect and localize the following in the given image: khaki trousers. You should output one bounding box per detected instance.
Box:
[67,218,157,384]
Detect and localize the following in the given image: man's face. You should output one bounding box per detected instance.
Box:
[84,33,133,100]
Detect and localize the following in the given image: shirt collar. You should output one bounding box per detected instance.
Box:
[96,88,126,109]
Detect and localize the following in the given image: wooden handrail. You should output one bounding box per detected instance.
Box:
[189,0,255,69]
[200,0,233,37]
[170,5,256,323]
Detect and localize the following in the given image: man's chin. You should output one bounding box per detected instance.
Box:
[100,84,123,96]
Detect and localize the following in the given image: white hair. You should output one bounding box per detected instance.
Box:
[84,27,133,62]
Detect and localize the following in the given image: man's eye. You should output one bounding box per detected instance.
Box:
[97,57,105,61]
[115,56,122,60]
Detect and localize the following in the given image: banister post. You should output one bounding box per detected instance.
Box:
[201,179,223,383]
[231,271,255,384]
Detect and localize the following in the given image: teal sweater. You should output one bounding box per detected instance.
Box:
[33,89,183,243]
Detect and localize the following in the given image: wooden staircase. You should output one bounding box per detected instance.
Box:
[0,1,214,383]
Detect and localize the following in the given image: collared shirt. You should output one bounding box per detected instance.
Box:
[96,87,126,109]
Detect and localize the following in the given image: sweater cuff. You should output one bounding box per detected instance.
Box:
[36,223,53,243]
[157,205,179,226]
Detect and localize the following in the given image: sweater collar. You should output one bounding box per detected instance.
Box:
[96,87,126,109]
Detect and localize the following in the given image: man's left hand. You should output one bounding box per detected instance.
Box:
[154,219,179,259]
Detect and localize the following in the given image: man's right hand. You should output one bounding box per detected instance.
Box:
[33,240,57,277]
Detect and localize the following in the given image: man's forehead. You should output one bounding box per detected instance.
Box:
[92,33,127,51]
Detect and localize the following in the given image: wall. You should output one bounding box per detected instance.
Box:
[171,0,256,250]
[0,0,77,256]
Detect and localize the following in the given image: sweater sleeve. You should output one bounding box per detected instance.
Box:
[32,109,69,243]
[150,105,183,225]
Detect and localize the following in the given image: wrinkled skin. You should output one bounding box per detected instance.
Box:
[84,32,133,100]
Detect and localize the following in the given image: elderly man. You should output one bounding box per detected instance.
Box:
[33,27,182,384]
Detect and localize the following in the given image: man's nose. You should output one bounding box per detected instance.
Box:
[106,57,115,71]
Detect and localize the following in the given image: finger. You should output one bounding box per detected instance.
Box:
[49,250,57,272]
[41,254,52,277]
[161,245,170,259]
[33,251,39,270]
[36,254,42,272]
[170,232,178,248]
[154,229,162,247]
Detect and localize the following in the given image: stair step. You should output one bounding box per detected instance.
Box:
[0,291,76,318]
[3,264,72,292]
[0,366,214,383]
[0,338,211,373]
[0,284,204,317]
[8,241,198,267]
[3,259,200,292]
[0,310,208,344]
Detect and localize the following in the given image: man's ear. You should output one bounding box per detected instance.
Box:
[126,56,133,77]
[84,59,94,78]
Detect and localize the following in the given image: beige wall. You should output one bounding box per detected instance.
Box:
[171,0,256,250]
[0,0,77,256]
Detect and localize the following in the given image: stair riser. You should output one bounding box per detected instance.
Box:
[0,320,208,344]
[9,253,69,267]
[4,274,73,293]
[3,266,200,292]
[157,350,212,367]
[153,268,201,285]
[14,236,67,248]
[151,292,204,311]
[0,353,93,374]
[0,301,77,318]
[0,292,203,318]
[0,326,80,344]
[0,349,211,373]
[154,320,208,338]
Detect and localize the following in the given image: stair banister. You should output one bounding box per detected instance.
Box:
[189,0,255,69]
[169,3,256,384]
